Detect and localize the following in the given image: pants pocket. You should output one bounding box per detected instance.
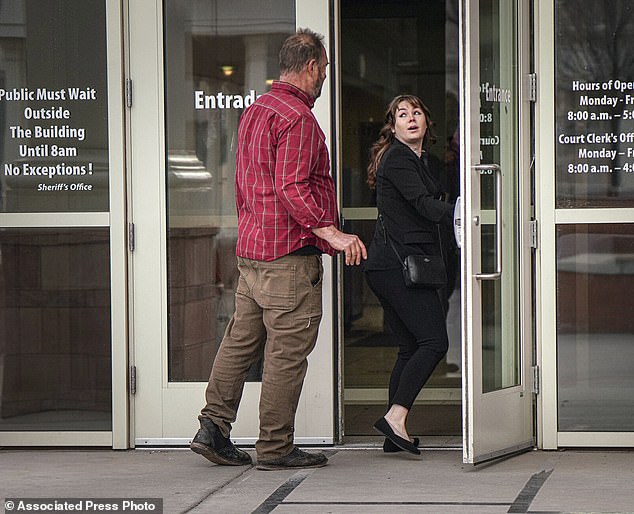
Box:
[236,259,256,296]
[295,256,323,321]
[259,264,296,311]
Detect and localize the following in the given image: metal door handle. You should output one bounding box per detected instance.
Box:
[453,196,462,248]
[474,164,502,280]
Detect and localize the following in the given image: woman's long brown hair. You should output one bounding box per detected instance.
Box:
[367,94,436,189]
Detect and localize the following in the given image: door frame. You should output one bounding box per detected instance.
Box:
[0,0,128,448]
[333,0,465,445]
[127,0,337,447]
[460,0,535,463]
[535,0,634,449]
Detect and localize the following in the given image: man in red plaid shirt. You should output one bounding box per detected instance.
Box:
[191,28,366,471]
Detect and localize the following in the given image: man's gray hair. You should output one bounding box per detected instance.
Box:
[279,28,325,75]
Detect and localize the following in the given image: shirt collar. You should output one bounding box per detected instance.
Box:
[272,80,315,109]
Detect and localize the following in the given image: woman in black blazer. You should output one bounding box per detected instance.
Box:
[364,95,454,455]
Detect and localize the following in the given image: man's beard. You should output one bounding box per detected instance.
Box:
[313,79,324,99]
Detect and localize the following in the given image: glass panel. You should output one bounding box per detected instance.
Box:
[343,220,398,388]
[340,1,459,210]
[0,229,111,431]
[479,0,520,392]
[0,0,109,212]
[341,0,462,437]
[164,0,295,382]
[557,224,634,431]
[555,0,634,208]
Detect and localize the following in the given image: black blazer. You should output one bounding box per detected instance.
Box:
[364,139,454,272]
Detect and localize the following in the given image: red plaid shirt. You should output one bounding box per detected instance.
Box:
[234,81,339,261]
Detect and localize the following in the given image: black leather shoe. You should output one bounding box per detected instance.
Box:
[383,437,420,453]
[373,417,421,455]
[256,447,328,471]
[190,417,252,466]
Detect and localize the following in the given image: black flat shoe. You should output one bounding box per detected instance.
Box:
[372,417,420,455]
[383,437,420,453]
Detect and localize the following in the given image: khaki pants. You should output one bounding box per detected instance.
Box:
[201,254,323,460]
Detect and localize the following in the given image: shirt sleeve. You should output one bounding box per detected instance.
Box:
[274,114,333,229]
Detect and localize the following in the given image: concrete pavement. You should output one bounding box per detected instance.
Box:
[1,446,634,513]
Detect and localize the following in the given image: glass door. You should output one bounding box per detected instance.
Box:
[460,0,534,463]
[129,0,336,446]
[338,0,462,442]
[0,0,128,447]
[537,0,634,448]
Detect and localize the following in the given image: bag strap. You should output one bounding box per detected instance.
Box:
[378,213,405,267]
[378,212,444,264]
[436,223,445,262]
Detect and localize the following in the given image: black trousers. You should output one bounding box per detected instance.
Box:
[365,268,449,410]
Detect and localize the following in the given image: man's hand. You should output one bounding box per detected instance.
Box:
[313,225,368,265]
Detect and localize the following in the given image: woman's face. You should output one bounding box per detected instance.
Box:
[393,100,427,148]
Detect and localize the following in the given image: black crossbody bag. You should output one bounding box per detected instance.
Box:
[379,214,447,289]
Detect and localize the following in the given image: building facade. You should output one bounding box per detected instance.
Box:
[0,0,633,462]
